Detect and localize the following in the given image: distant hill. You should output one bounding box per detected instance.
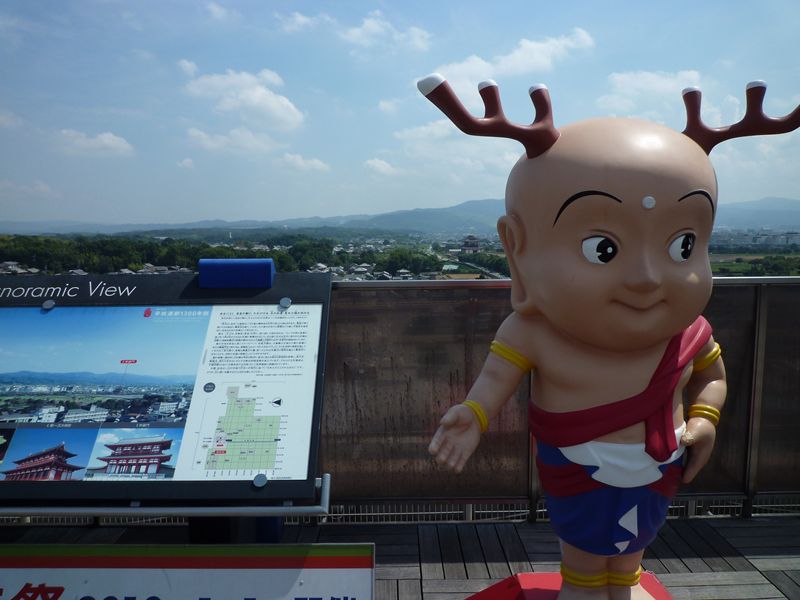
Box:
[714,197,800,230]
[4,196,800,237]
[0,371,195,387]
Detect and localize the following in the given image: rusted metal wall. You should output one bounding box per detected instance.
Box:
[320,279,800,502]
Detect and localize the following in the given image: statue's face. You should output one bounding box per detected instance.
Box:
[504,118,717,350]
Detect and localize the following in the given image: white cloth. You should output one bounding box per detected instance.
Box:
[559,423,686,488]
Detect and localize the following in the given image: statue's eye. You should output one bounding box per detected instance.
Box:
[668,233,696,262]
[581,236,618,264]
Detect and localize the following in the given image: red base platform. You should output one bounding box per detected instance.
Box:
[467,572,672,599]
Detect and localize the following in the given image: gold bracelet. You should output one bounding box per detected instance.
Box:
[462,400,489,433]
[688,403,721,427]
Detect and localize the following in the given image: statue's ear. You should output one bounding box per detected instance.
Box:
[497,213,537,315]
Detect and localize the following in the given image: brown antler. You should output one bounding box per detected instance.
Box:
[683,81,800,154]
[417,73,560,158]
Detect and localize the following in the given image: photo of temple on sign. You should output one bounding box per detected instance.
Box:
[0,442,83,481]
[85,429,182,480]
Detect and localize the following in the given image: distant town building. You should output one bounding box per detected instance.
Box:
[149,401,179,415]
[1,443,83,481]
[61,405,109,424]
[461,235,480,255]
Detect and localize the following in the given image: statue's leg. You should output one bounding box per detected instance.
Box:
[557,540,610,600]
[607,549,652,600]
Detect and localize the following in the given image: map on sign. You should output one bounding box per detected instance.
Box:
[174,303,322,481]
[204,385,284,472]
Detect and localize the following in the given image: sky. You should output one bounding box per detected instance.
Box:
[0,306,210,376]
[1,1,799,225]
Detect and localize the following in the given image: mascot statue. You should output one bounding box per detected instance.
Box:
[420,73,799,599]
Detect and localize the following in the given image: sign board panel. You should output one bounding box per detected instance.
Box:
[0,273,330,507]
[0,543,374,600]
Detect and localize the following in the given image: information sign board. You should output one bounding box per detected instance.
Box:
[0,273,330,507]
[0,543,374,600]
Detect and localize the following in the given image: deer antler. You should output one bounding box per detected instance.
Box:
[682,81,800,154]
[417,73,560,159]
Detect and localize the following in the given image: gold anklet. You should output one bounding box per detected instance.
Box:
[560,564,607,588]
[607,565,642,587]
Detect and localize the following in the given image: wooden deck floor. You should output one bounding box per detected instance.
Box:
[3,516,799,599]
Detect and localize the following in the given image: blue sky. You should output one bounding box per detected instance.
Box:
[0,306,210,376]
[1,1,798,225]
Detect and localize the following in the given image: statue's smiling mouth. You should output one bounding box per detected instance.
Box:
[612,299,666,312]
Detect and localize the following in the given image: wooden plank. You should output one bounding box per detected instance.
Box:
[642,545,668,575]
[664,584,783,599]
[498,523,531,574]
[437,524,467,580]
[375,579,398,600]
[397,579,422,600]
[476,523,511,580]
[749,557,800,570]
[419,524,444,580]
[670,519,733,572]
[786,570,800,587]
[649,530,691,574]
[659,521,712,572]
[375,563,421,581]
[762,570,800,600]
[659,572,782,599]
[422,579,503,594]
[457,524,490,580]
[689,519,757,572]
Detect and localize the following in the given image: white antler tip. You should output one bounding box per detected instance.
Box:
[682,86,701,96]
[529,84,548,95]
[478,79,498,91]
[417,73,446,96]
[747,80,767,90]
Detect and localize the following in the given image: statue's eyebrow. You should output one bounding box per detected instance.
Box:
[553,190,623,226]
[677,189,715,217]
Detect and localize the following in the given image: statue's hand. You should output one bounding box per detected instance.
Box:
[680,418,717,483]
[428,404,482,473]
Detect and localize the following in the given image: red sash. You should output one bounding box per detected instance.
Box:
[529,316,712,462]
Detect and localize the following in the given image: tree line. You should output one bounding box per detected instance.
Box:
[0,235,442,276]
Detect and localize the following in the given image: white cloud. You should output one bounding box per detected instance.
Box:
[0,108,22,128]
[275,11,333,33]
[188,127,275,154]
[364,158,401,176]
[434,28,594,104]
[596,70,708,122]
[58,129,135,156]
[394,119,521,175]
[283,153,330,172]
[186,69,303,130]
[378,99,400,114]
[133,49,155,61]
[0,178,60,199]
[339,10,430,52]
[206,2,236,21]
[177,59,198,77]
[178,158,195,169]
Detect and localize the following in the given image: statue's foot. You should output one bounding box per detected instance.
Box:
[608,583,654,600]
[556,584,610,600]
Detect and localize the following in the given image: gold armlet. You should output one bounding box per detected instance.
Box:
[693,342,722,372]
[490,340,534,372]
[687,403,721,427]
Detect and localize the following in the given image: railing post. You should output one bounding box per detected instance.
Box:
[743,283,769,517]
